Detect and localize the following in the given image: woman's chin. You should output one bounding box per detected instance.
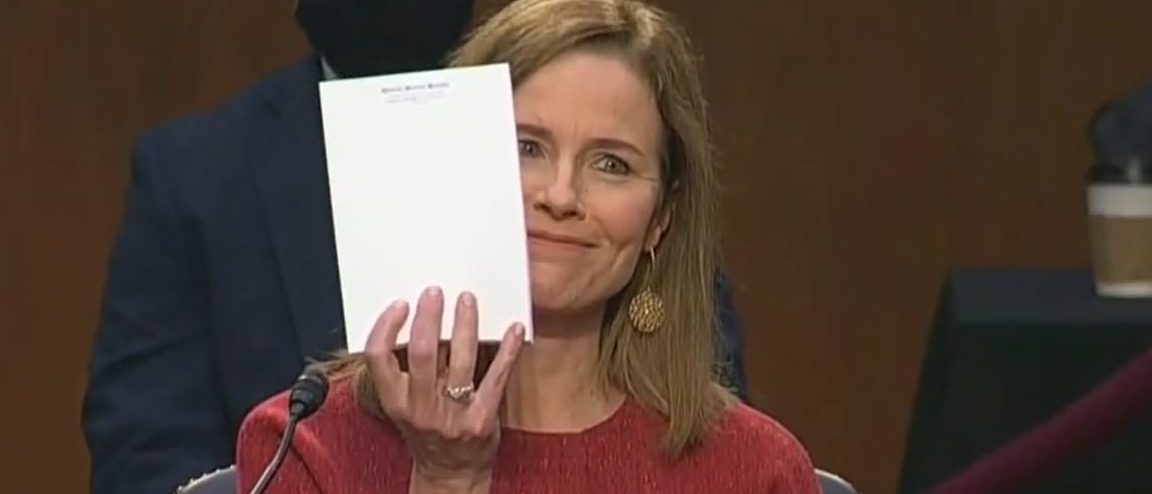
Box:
[529,288,588,316]
[528,293,575,314]
[528,274,619,322]
[529,275,570,304]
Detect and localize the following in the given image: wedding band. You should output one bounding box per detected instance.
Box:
[443,383,476,404]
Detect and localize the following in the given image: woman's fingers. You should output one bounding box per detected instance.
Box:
[446,292,480,394]
[475,323,526,408]
[408,286,445,415]
[364,300,410,409]
[372,287,522,444]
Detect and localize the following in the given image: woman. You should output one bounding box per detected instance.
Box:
[236,0,818,492]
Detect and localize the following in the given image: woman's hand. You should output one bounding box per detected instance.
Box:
[365,286,526,493]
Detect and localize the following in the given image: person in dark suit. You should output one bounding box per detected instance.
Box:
[81,1,748,493]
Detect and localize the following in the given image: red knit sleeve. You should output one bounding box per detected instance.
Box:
[235,393,325,494]
[765,425,820,494]
[726,404,821,494]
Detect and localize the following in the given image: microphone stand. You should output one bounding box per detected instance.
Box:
[249,367,329,494]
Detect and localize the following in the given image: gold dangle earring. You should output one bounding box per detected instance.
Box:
[628,248,665,334]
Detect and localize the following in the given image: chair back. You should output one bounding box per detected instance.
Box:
[175,465,236,494]
[817,468,859,494]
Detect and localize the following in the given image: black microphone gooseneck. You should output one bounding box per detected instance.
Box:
[249,367,330,494]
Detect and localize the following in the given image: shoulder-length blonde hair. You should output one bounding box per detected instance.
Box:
[327,0,732,457]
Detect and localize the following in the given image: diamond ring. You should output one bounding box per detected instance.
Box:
[443,383,476,404]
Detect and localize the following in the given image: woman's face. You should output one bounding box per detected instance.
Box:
[514,49,668,318]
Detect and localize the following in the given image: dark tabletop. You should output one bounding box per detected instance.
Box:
[898,267,1152,494]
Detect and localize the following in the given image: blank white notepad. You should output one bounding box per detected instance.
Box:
[319,64,533,351]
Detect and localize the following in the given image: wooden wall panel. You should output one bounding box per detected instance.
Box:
[2,2,308,491]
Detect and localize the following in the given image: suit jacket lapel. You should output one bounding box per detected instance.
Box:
[251,56,346,358]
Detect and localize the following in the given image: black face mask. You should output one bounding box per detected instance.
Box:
[295,0,474,78]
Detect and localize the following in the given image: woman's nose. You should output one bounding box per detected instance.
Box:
[526,160,585,220]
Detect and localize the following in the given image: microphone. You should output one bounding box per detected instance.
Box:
[288,367,329,419]
[249,367,330,494]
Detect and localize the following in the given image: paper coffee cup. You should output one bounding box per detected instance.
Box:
[1088,156,1152,298]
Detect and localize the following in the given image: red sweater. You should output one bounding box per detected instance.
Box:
[237,381,819,493]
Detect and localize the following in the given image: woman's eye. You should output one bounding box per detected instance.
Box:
[518,139,543,158]
[592,154,633,175]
